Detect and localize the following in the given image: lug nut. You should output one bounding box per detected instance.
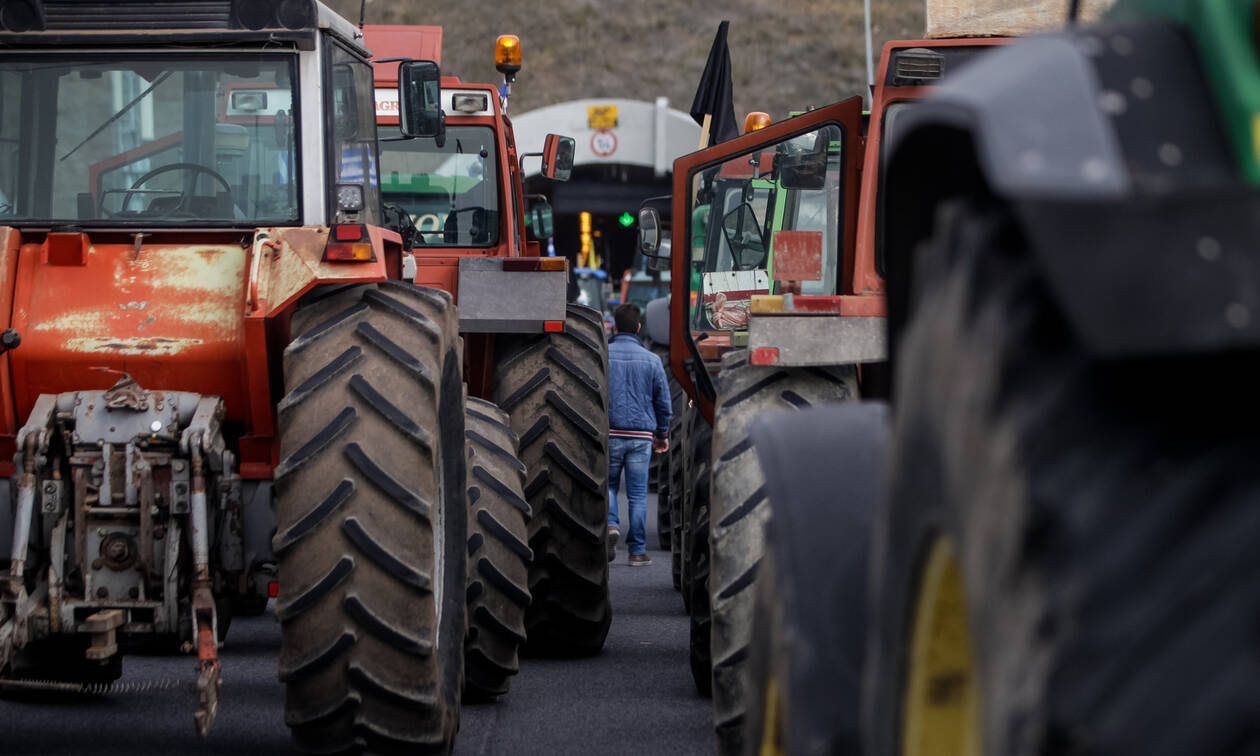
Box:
[96,587,109,598]
[129,587,140,599]
[91,558,103,570]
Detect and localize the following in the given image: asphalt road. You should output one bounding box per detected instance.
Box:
[0,493,712,755]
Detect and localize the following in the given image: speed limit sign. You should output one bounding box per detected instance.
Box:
[590,128,618,158]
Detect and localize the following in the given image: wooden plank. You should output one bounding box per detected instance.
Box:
[926,0,1116,38]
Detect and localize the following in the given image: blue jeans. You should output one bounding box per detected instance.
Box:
[608,436,652,556]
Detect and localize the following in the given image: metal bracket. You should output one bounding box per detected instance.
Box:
[83,609,124,661]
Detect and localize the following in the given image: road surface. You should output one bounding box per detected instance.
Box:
[0,493,711,755]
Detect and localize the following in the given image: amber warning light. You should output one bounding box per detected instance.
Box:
[496,35,522,76]
[744,112,771,134]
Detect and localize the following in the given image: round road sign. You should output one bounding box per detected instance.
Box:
[590,128,618,158]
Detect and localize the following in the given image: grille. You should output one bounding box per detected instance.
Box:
[894,54,944,82]
[42,1,233,30]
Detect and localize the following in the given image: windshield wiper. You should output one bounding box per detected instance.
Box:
[60,71,172,162]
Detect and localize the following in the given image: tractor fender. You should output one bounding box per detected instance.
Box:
[889,32,1130,204]
[747,400,889,754]
[885,20,1260,358]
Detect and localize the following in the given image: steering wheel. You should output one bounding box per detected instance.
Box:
[120,162,234,217]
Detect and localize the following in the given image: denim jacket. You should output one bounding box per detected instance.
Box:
[608,332,671,439]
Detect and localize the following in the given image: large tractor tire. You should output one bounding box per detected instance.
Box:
[274,282,467,755]
[462,398,532,701]
[685,409,713,697]
[708,351,858,754]
[741,402,887,756]
[494,304,612,656]
[658,365,685,553]
[668,382,688,593]
[647,345,670,500]
[654,457,670,549]
[865,202,1260,756]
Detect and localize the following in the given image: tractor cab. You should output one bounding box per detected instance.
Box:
[364,27,576,344]
[0,11,380,232]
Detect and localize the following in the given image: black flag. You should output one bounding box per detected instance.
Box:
[689,21,739,148]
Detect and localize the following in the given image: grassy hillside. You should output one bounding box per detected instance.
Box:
[328,0,925,122]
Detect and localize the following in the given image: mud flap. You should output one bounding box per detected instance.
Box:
[747,400,889,754]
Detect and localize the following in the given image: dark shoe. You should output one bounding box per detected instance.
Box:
[628,553,652,567]
[607,527,620,563]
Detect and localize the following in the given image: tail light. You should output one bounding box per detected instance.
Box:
[324,224,376,262]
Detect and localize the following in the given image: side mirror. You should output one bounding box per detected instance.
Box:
[530,200,555,240]
[398,60,445,140]
[776,132,829,190]
[638,205,671,272]
[638,206,661,254]
[541,134,575,181]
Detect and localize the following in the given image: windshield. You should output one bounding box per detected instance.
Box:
[379,125,500,247]
[575,274,609,313]
[624,272,671,309]
[687,122,844,332]
[0,55,299,226]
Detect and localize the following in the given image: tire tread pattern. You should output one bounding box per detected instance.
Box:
[494,306,612,656]
[463,398,533,700]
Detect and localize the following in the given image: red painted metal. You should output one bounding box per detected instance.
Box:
[769,230,823,283]
[10,234,253,429]
[851,38,1010,296]
[366,26,551,404]
[44,233,89,267]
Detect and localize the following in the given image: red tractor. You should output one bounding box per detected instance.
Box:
[363,23,614,693]
[0,3,609,753]
[638,37,1006,755]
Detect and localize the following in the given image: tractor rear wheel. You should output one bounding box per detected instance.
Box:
[462,398,532,701]
[275,282,466,755]
[866,201,1260,756]
[494,304,611,656]
[685,410,713,697]
[708,352,857,755]
[668,389,688,594]
[658,364,684,553]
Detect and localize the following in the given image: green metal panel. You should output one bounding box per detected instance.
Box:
[1110,0,1260,183]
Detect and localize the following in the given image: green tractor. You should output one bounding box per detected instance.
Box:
[745,1,1260,754]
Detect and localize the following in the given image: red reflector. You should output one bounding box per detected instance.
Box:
[333,224,365,242]
[543,320,564,333]
[750,347,779,365]
[502,258,542,272]
[268,581,279,598]
[325,243,375,262]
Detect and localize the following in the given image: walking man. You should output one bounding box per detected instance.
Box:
[607,303,671,566]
